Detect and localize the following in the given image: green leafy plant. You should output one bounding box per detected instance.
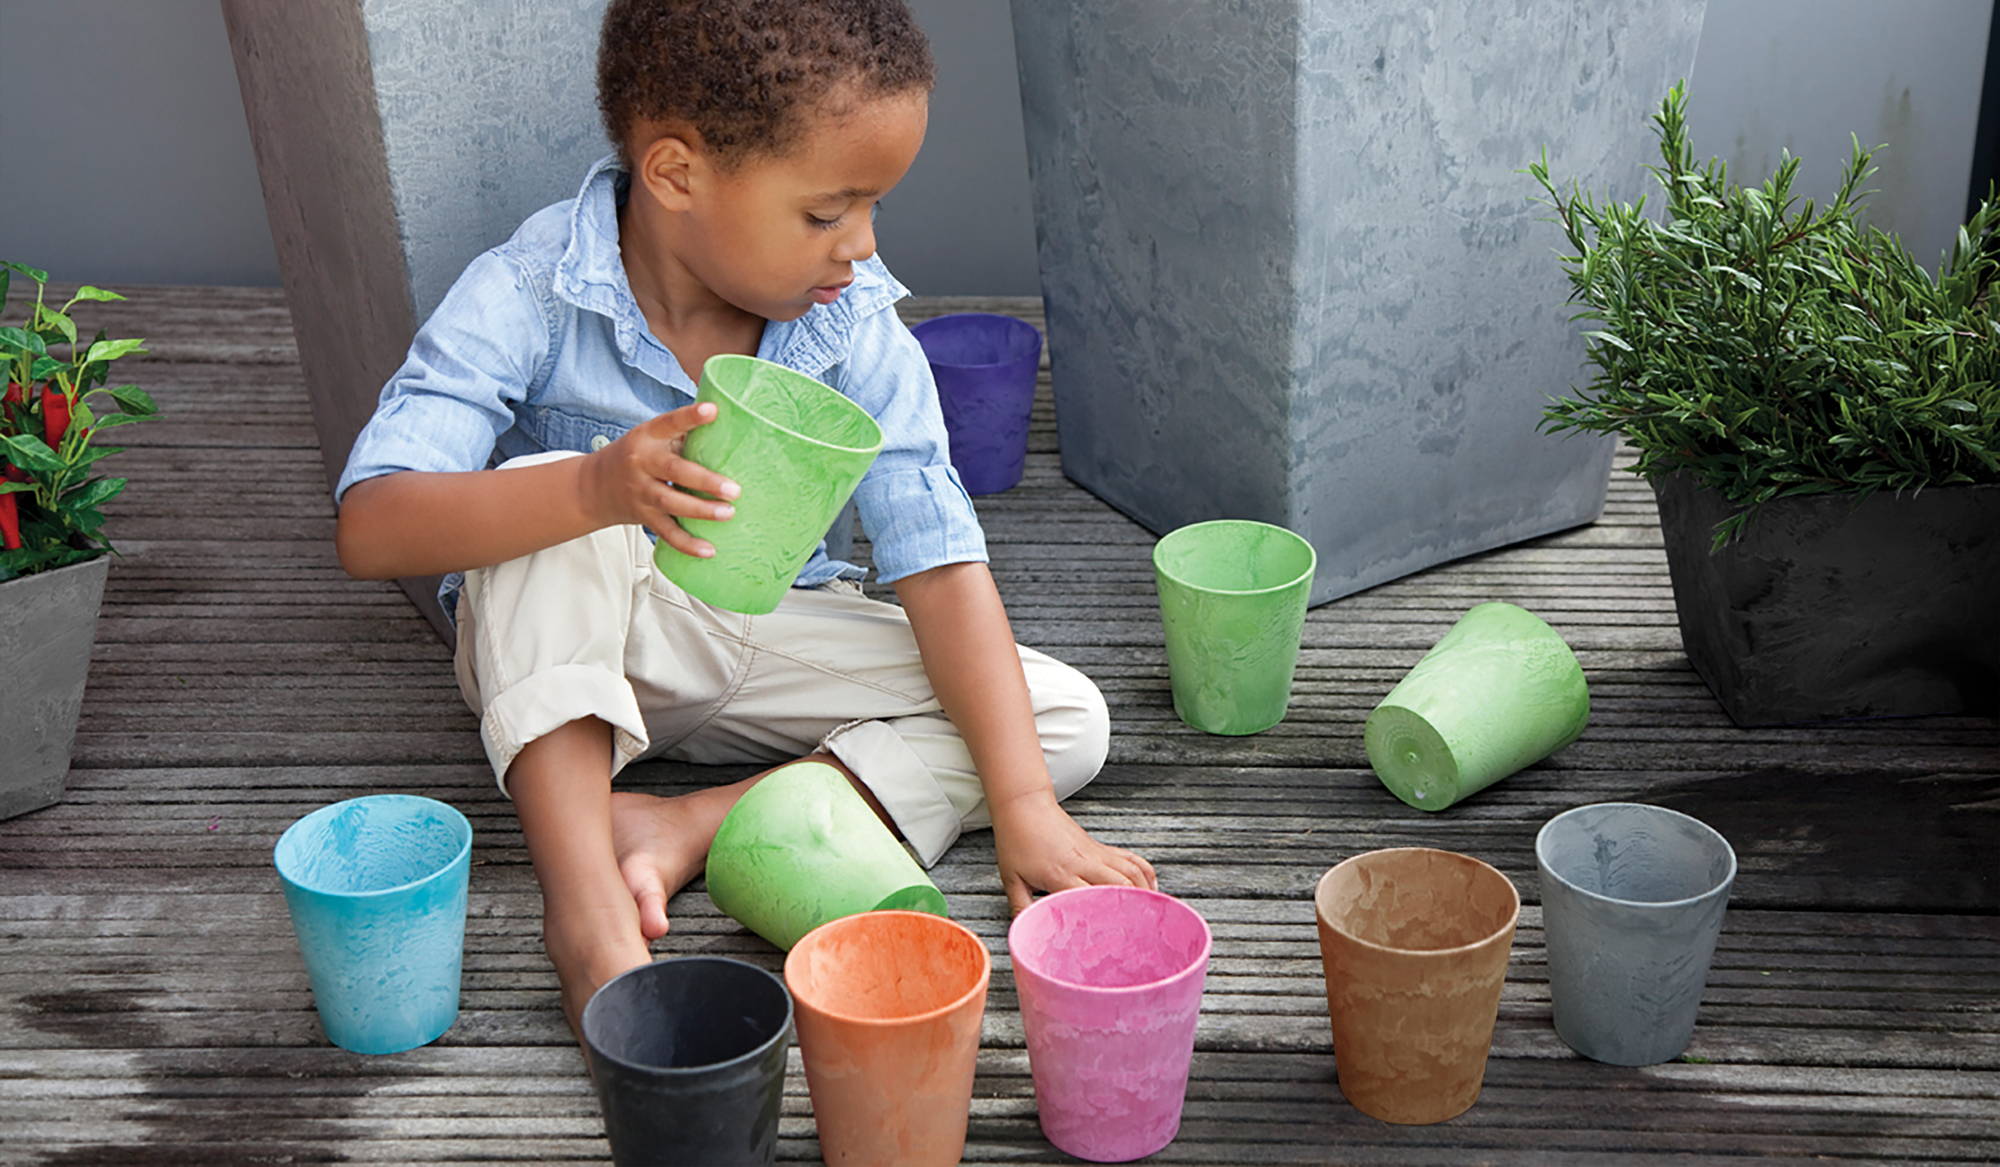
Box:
[0,261,157,582]
[1528,83,2000,545]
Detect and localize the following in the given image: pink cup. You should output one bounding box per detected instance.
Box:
[1007,887,1212,1162]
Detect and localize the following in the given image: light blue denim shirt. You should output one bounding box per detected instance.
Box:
[336,155,987,622]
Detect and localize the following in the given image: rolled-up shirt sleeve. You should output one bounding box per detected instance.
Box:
[334,249,547,505]
[836,307,988,584]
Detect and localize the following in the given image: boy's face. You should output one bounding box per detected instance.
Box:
[637,90,930,323]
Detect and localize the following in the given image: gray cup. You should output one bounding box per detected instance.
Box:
[1535,803,1736,1066]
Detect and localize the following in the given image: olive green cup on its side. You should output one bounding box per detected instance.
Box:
[1152,520,1317,735]
[1364,601,1590,812]
[653,355,885,615]
[704,762,948,951]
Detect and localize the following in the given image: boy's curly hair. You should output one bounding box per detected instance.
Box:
[598,0,935,169]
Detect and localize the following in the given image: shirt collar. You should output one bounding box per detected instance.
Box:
[552,154,906,379]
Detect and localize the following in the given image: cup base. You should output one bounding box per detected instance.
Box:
[1044,1116,1181,1163]
[1339,1078,1481,1126]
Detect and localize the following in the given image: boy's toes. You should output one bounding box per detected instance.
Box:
[620,856,672,940]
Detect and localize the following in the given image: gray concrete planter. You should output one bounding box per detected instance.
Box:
[1011,0,1706,604]
[1653,473,2000,726]
[223,0,610,644]
[0,555,109,820]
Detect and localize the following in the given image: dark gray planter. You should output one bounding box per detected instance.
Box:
[1011,0,1707,605]
[1652,473,2000,726]
[0,555,109,820]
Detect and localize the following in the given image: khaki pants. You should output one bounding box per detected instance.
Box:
[451,452,1109,866]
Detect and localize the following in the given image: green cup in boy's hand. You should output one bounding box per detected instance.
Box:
[654,354,886,615]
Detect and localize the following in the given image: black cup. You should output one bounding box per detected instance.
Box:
[582,956,794,1167]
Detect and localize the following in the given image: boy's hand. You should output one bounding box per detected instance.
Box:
[991,789,1158,915]
[582,402,741,559]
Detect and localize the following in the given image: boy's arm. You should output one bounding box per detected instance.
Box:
[895,561,1157,912]
[336,403,740,580]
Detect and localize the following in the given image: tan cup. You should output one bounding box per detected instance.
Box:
[1314,848,1519,1124]
[784,911,992,1166]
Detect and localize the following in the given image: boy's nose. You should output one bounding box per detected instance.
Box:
[831,221,876,264]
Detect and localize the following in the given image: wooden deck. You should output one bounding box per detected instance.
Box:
[2,286,1997,1165]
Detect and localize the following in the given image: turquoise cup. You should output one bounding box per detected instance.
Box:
[273,794,473,1054]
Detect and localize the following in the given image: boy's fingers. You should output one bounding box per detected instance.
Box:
[1003,871,1034,916]
[1124,851,1159,889]
[648,401,717,437]
[664,457,740,502]
[651,482,735,524]
[651,517,714,559]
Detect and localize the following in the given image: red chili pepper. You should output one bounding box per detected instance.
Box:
[41,384,70,446]
[0,492,19,550]
[1,462,24,484]
[3,381,21,406]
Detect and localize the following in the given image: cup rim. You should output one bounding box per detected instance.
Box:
[1535,802,1739,910]
[272,794,472,901]
[784,910,992,1027]
[909,312,1043,369]
[1007,885,1213,995]
[699,353,885,456]
[1153,519,1317,597]
[1314,847,1520,957]
[580,955,795,1077]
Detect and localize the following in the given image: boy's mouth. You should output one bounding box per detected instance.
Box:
[809,281,852,305]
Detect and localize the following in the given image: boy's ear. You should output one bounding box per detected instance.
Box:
[633,131,700,212]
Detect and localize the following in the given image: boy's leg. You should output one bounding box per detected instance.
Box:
[455,453,761,1035]
[664,579,1112,868]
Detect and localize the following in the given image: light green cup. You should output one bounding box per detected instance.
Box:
[1152,519,1317,735]
[704,761,948,951]
[654,355,885,615]
[1365,602,1590,811]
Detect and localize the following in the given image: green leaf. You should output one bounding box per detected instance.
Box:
[87,412,145,430]
[70,400,96,432]
[107,384,156,415]
[0,481,32,495]
[1,433,63,474]
[83,338,146,365]
[0,327,47,357]
[1,261,49,284]
[62,476,126,510]
[66,286,124,304]
[34,306,76,347]
[28,356,61,381]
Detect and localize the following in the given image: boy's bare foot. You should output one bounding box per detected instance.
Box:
[543,910,652,1045]
[609,789,736,941]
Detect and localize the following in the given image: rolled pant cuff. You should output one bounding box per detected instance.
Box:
[821,718,961,867]
[482,664,651,796]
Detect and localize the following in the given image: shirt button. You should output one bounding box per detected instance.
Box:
[589,434,611,451]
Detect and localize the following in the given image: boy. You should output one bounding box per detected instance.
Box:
[333,0,1155,1032]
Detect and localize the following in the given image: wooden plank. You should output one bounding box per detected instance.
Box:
[3,287,1998,1165]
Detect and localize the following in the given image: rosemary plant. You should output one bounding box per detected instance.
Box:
[1529,83,2000,545]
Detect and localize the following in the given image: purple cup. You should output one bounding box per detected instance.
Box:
[1008,886,1212,1163]
[910,313,1043,495]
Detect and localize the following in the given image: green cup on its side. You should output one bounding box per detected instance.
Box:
[654,355,885,615]
[704,762,948,951]
[1152,519,1317,735]
[1364,601,1590,811]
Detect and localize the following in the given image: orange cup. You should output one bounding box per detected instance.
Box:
[1314,848,1519,1124]
[784,910,992,1166]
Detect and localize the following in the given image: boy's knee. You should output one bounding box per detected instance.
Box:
[1040,661,1110,801]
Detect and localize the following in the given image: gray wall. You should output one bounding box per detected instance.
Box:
[0,0,273,285]
[0,0,1989,294]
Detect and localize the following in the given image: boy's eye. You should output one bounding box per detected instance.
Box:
[806,203,882,231]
